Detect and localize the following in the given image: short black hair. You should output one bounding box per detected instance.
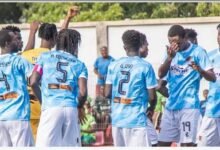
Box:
[2,25,20,33]
[0,30,12,48]
[168,25,185,38]
[38,23,57,41]
[56,29,81,55]
[185,28,197,39]
[122,30,141,51]
[139,32,147,46]
[217,24,220,29]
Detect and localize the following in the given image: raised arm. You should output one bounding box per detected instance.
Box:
[23,21,40,51]
[61,6,79,30]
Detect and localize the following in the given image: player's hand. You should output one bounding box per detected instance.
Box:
[166,42,179,59]
[146,110,154,122]
[189,61,202,72]
[78,107,87,125]
[30,21,40,33]
[67,6,80,19]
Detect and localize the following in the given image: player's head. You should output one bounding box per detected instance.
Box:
[56,29,81,56]
[38,23,57,49]
[203,89,209,100]
[100,46,108,58]
[0,30,18,53]
[217,24,220,47]
[139,32,149,58]
[2,25,22,52]
[122,30,141,55]
[168,25,187,51]
[185,28,198,45]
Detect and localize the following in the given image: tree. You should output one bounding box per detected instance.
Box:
[0,3,23,23]
[196,3,220,17]
[151,3,178,18]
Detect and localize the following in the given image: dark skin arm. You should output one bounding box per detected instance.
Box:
[190,62,216,82]
[147,88,157,121]
[158,43,179,78]
[104,84,112,99]
[61,6,79,30]
[23,21,40,51]
[156,79,169,98]
[78,77,88,125]
[29,71,42,104]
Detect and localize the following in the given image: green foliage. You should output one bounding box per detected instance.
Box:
[151,3,178,18]
[196,3,210,17]
[0,3,22,23]
[1,3,220,24]
[23,3,73,23]
[74,3,124,21]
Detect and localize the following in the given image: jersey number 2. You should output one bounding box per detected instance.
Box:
[0,71,10,91]
[56,62,68,83]
[118,71,130,95]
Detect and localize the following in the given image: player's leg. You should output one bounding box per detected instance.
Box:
[36,108,64,146]
[197,116,220,146]
[9,121,34,146]
[158,109,180,146]
[112,127,125,146]
[123,127,149,146]
[62,107,81,146]
[0,121,12,146]
[179,109,200,146]
[146,118,158,146]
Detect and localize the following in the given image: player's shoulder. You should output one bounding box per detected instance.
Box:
[11,53,31,65]
[22,48,48,57]
[208,48,218,57]
[192,44,207,54]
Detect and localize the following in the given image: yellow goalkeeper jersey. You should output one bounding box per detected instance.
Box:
[22,48,49,119]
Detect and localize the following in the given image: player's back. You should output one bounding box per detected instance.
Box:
[107,56,157,128]
[37,50,87,110]
[0,53,32,120]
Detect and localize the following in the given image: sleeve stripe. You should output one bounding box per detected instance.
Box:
[34,65,43,75]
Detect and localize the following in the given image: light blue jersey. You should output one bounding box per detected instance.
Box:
[94,56,114,85]
[164,43,212,110]
[35,50,88,110]
[0,54,33,120]
[106,56,157,128]
[205,49,220,118]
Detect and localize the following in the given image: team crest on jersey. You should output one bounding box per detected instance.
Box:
[170,64,189,75]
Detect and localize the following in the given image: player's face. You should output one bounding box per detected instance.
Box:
[168,35,185,51]
[139,40,149,58]
[101,48,108,58]
[15,31,23,51]
[8,32,19,52]
[217,28,220,46]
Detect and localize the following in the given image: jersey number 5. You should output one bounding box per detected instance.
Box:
[118,71,130,95]
[0,71,10,91]
[56,62,68,83]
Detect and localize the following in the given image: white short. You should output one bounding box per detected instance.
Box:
[197,116,220,146]
[146,119,158,145]
[0,121,34,146]
[158,109,200,144]
[36,107,81,147]
[112,126,150,146]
